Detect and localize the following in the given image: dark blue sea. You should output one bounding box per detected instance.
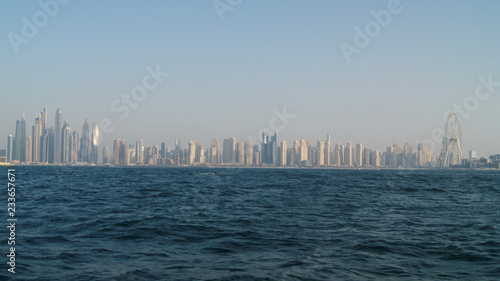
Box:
[2,166,500,280]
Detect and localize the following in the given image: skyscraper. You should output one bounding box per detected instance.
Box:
[54,108,63,163]
[136,140,144,164]
[209,139,220,164]
[80,118,90,163]
[344,141,353,167]
[222,137,236,164]
[325,134,331,166]
[187,141,196,165]
[102,146,109,164]
[13,115,27,162]
[25,136,32,164]
[244,142,253,166]
[70,131,79,163]
[47,127,55,163]
[364,147,370,167]
[261,132,278,165]
[355,143,363,167]
[113,139,120,164]
[41,106,47,132]
[236,141,245,165]
[40,134,48,163]
[90,122,99,164]
[317,139,325,166]
[32,113,42,163]
[333,143,342,167]
[61,121,71,163]
[278,140,287,167]
[6,135,13,163]
[299,140,308,161]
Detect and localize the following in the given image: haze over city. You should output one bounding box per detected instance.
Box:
[1,0,499,157]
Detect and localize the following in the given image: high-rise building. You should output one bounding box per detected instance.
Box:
[299,140,308,161]
[40,134,48,163]
[279,140,287,166]
[80,118,90,163]
[61,121,71,163]
[70,131,79,163]
[209,139,220,165]
[261,132,278,165]
[135,140,144,164]
[317,139,325,166]
[333,143,341,166]
[253,144,260,166]
[160,142,167,159]
[385,146,394,167]
[195,142,205,163]
[90,122,99,164]
[32,113,42,163]
[236,141,245,165]
[25,136,32,164]
[404,142,413,167]
[364,147,370,167]
[119,139,128,165]
[355,143,363,167]
[7,135,13,163]
[41,106,47,132]
[13,115,27,162]
[244,142,253,166]
[344,142,353,167]
[102,146,109,164]
[47,127,55,163]
[187,141,196,165]
[372,150,381,167]
[54,109,62,163]
[222,137,236,164]
[325,134,331,166]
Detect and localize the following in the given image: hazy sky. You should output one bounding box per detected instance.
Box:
[1,0,499,157]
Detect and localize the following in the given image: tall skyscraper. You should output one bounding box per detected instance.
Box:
[32,113,42,163]
[90,122,99,164]
[278,140,287,167]
[187,141,196,164]
[54,108,63,163]
[364,147,370,167]
[236,141,245,165]
[325,134,331,166]
[355,143,363,167]
[25,136,32,164]
[102,146,109,164]
[344,141,353,167]
[40,134,48,163]
[13,114,27,162]
[6,135,13,163]
[333,143,342,167]
[41,106,47,132]
[47,127,55,163]
[299,140,308,162]
[80,118,90,163]
[317,139,325,166]
[113,139,120,165]
[61,121,71,163]
[244,142,253,166]
[261,132,278,165]
[209,139,220,164]
[222,137,236,164]
[136,140,144,164]
[70,131,79,163]
[119,139,128,165]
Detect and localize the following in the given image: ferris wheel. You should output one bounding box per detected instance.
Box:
[439,114,464,168]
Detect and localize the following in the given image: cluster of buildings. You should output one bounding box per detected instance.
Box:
[1,107,499,169]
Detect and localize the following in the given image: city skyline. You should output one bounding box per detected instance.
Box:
[1,1,500,157]
[3,106,498,169]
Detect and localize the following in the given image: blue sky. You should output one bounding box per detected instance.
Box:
[1,0,499,157]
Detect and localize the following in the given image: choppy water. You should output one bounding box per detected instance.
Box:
[1,166,500,280]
